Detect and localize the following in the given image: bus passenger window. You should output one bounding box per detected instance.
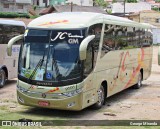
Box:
[115,26,127,50]
[101,24,115,57]
[103,38,114,51]
[142,29,152,47]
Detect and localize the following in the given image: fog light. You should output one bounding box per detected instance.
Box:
[18,96,24,103]
[67,102,75,108]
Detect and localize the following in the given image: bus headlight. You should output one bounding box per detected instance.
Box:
[62,88,82,97]
[17,85,28,93]
[18,96,24,103]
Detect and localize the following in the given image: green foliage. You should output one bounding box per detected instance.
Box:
[107,10,112,14]
[33,5,37,11]
[155,0,160,3]
[30,15,39,19]
[112,0,137,3]
[112,0,117,3]
[152,7,160,11]
[94,0,108,8]
[126,0,137,3]
[0,12,30,18]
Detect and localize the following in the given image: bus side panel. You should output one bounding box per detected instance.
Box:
[93,47,152,97]
[142,46,153,80]
[0,45,5,65]
[95,50,124,97]
[94,68,121,97]
[2,45,20,79]
[81,73,98,109]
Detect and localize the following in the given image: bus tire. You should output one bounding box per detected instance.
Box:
[133,72,142,89]
[0,69,6,88]
[93,85,105,109]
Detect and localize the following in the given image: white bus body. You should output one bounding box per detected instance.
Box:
[0,20,25,87]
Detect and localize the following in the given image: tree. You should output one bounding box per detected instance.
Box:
[155,0,160,3]
[127,0,137,3]
[112,0,117,3]
[93,0,108,8]
[112,0,137,3]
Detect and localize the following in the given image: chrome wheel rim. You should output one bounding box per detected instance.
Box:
[138,73,142,87]
[97,87,104,105]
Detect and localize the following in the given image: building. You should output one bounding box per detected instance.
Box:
[32,0,49,7]
[66,0,93,6]
[126,10,160,28]
[32,0,66,7]
[50,0,65,5]
[126,10,160,44]
[39,5,107,15]
[111,2,151,16]
[0,0,31,13]
[104,0,113,4]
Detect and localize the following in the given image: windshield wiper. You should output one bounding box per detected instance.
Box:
[28,48,47,81]
[52,58,61,80]
[28,59,44,81]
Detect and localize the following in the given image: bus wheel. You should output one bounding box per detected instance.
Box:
[93,85,105,109]
[0,69,6,88]
[133,72,142,89]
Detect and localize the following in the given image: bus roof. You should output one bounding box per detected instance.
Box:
[27,12,152,29]
[0,19,26,27]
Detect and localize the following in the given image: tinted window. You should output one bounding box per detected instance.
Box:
[101,24,116,57]
[84,23,102,74]
[101,24,152,52]
[115,26,128,50]
[142,29,152,47]
[0,24,25,44]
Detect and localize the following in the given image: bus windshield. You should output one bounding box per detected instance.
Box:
[18,29,86,86]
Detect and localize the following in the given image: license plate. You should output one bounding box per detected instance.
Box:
[38,101,50,106]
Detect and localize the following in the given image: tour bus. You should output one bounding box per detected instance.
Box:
[7,12,152,110]
[0,20,25,88]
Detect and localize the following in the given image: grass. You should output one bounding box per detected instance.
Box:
[29,15,39,19]
[0,105,8,110]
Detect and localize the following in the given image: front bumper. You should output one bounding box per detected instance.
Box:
[17,90,83,111]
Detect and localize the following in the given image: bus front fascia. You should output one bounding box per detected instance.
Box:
[7,34,24,56]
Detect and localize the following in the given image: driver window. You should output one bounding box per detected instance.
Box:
[84,44,93,75]
[88,23,103,67]
[84,23,103,76]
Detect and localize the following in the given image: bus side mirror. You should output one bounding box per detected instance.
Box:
[7,35,24,56]
[79,35,95,60]
[158,46,160,65]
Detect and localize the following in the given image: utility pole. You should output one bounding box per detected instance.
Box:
[80,0,84,6]
[71,2,73,12]
[139,12,141,23]
[14,0,16,12]
[124,0,126,17]
[93,0,95,6]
